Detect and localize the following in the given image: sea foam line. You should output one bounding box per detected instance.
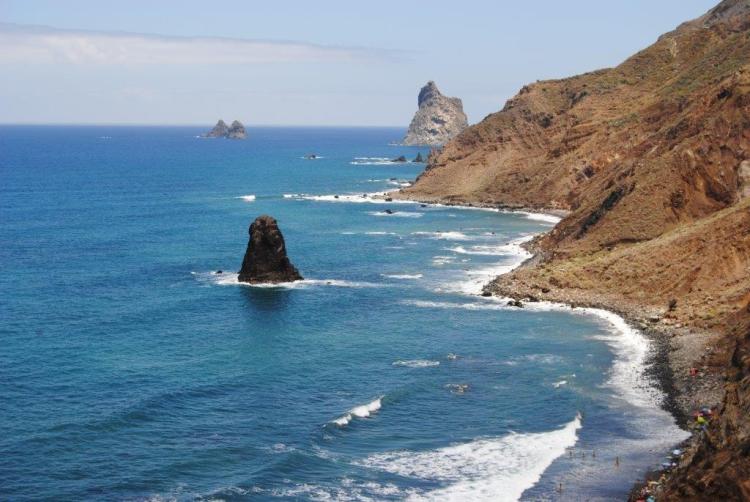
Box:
[192,272,385,289]
[392,359,440,368]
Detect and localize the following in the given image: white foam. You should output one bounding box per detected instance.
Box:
[412,231,471,241]
[446,235,533,295]
[496,300,665,410]
[366,231,398,236]
[432,256,456,266]
[193,272,384,290]
[382,273,423,280]
[553,380,568,388]
[235,194,256,202]
[518,211,562,224]
[285,191,414,205]
[447,243,525,256]
[359,413,582,501]
[368,211,423,218]
[392,359,440,368]
[332,397,383,427]
[402,299,507,311]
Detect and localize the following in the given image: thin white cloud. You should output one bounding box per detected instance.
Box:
[0,23,395,65]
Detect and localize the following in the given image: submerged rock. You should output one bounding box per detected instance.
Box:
[402,81,468,146]
[392,155,407,163]
[238,215,302,284]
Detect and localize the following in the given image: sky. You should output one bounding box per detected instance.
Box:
[0,0,719,126]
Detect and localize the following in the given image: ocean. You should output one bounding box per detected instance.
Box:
[0,126,687,501]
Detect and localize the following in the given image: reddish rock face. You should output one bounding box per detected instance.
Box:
[238,215,302,284]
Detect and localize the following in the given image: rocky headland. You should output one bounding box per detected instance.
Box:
[402,81,468,146]
[395,0,750,499]
[204,119,247,139]
[238,215,302,284]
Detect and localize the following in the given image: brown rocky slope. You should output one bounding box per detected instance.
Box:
[397,0,750,499]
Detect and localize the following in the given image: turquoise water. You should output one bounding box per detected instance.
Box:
[0,126,686,501]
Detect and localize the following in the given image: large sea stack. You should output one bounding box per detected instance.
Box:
[238,215,302,284]
[402,81,468,146]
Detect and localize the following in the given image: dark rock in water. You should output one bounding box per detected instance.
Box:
[216,270,223,274]
[413,152,424,163]
[334,195,340,199]
[238,215,302,284]
[420,204,428,207]
[392,156,407,163]
[203,119,247,139]
[384,209,394,214]
[304,153,318,159]
[204,119,229,138]
[385,197,393,202]
[507,299,524,308]
[481,290,492,297]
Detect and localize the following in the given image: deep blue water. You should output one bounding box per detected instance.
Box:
[0,126,686,501]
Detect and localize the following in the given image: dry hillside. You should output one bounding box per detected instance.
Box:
[397,0,750,499]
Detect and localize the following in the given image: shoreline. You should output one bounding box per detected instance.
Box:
[391,189,717,498]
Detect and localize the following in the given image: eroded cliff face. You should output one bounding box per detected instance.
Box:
[398,0,750,498]
[402,81,468,146]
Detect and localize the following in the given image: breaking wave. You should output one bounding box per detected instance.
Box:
[392,359,440,368]
[412,231,471,241]
[358,413,582,501]
[235,194,256,202]
[192,272,385,289]
[382,273,423,280]
[331,397,383,427]
[368,211,423,218]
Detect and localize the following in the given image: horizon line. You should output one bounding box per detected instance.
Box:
[0,122,409,128]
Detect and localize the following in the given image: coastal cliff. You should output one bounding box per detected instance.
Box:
[402,81,468,146]
[397,0,750,498]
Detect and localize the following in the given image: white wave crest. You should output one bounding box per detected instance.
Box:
[518,211,562,224]
[192,272,384,289]
[285,191,414,205]
[332,397,383,427]
[446,235,534,295]
[235,194,256,202]
[382,274,423,280]
[412,231,471,241]
[392,359,440,368]
[359,414,582,501]
[501,300,667,410]
[368,211,423,218]
[402,299,508,311]
[432,256,456,266]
